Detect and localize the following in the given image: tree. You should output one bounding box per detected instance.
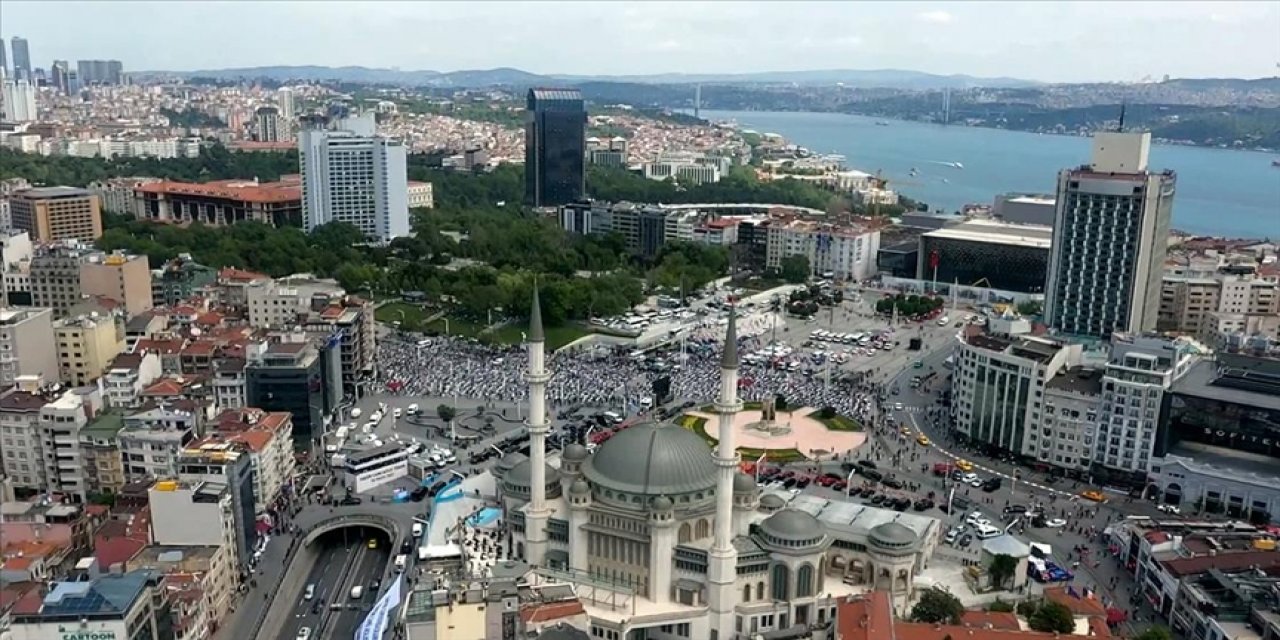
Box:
[819,406,836,419]
[1016,300,1043,316]
[987,599,1015,613]
[779,254,811,284]
[988,554,1019,590]
[774,395,788,412]
[909,588,964,624]
[1133,627,1172,640]
[1016,600,1039,617]
[1028,601,1075,634]
[436,404,457,423]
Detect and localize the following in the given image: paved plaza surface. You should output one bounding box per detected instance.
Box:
[683,405,867,458]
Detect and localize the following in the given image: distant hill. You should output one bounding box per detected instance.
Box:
[132,65,1039,89]
[551,68,1042,89]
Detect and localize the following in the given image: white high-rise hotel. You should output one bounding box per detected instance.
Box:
[298,113,409,243]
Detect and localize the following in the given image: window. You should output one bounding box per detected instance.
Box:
[771,564,790,600]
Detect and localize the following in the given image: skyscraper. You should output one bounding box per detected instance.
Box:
[0,38,8,76]
[77,59,124,85]
[298,112,409,243]
[254,106,281,142]
[1044,132,1176,339]
[10,37,30,81]
[524,88,586,207]
[1,78,38,122]
[276,87,296,120]
[50,60,70,94]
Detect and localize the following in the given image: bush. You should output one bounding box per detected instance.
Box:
[1028,601,1075,634]
[819,406,836,419]
[987,599,1015,613]
[909,588,963,624]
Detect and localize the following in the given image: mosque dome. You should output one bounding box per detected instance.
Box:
[582,421,717,496]
[570,478,590,495]
[759,508,823,542]
[503,457,561,490]
[562,443,589,462]
[869,522,918,549]
[733,473,757,494]
[651,496,673,511]
[759,494,786,511]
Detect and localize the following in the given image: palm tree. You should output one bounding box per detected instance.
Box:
[988,554,1018,590]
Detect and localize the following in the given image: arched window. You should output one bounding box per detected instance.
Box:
[678,522,692,544]
[696,519,710,539]
[756,581,764,600]
[743,585,752,603]
[771,564,790,601]
[797,563,815,598]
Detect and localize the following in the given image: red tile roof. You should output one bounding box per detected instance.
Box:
[520,600,586,624]
[837,591,1108,640]
[960,611,1022,630]
[1161,549,1280,578]
[135,179,301,204]
[1044,586,1107,617]
[218,267,269,283]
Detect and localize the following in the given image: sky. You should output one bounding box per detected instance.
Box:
[2,1,1278,83]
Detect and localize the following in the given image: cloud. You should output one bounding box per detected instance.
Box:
[916,10,956,24]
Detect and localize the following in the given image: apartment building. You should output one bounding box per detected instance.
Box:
[128,543,238,640]
[299,297,377,393]
[0,307,57,388]
[152,255,218,307]
[54,312,124,386]
[80,411,127,496]
[80,251,154,318]
[211,408,295,512]
[246,340,337,448]
[174,443,257,569]
[38,388,97,502]
[1203,312,1280,351]
[245,274,345,328]
[1093,333,1201,485]
[1045,132,1175,338]
[0,228,34,304]
[103,351,163,409]
[643,151,725,185]
[0,385,52,490]
[148,480,242,572]
[8,187,104,243]
[1040,367,1103,475]
[88,176,162,215]
[765,219,881,281]
[950,315,1083,461]
[212,358,247,410]
[1158,267,1279,334]
[29,243,94,316]
[119,403,202,483]
[407,181,434,209]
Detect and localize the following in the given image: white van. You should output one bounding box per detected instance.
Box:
[639,397,653,409]
[412,522,424,537]
[349,585,364,599]
[407,403,419,415]
[350,408,362,419]
[304,584,316,600]
[603,411,622,424]
[937,316,950,326]
[394,554,408,572]
[975,524,1002,539]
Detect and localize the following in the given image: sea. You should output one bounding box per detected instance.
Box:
[701,110,1280,239]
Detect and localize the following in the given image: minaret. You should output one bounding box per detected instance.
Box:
[524,287,552,567]
[708,305,742,638]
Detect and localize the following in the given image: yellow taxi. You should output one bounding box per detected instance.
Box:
[367,538,378,549]
[916,435,931,446]
[899,425,912,435]
[955,459,974,472]
[1081,490,1107,503]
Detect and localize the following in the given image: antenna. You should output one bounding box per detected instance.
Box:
[1117,103,1126,133]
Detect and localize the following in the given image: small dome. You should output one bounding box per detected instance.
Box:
[563,443,589,462]
[869,522,918,548]
[651,495,673,511]
[760,508,822,541]
[494,452,526,475]
[570,478,590,495]
[759,494,785,510]
[733,473,757,493]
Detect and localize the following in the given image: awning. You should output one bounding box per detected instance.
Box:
[675,579,703,592]
[1106,608,1128,624]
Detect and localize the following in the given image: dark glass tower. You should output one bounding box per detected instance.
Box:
[525,88,586,207]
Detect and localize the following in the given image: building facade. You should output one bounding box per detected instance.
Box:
[8,187,103,243]
[1044,132,1176,339]
[917,220,1051,294]
[88,176,163,215]
[133,179,303,227]
[6,570,172,640]
[80,252,153,318]
[0,307,57,388]
[54,313,123,386]
[1158,269,1279,335]
[525,89,586,208]
[299,113,409,242]
[765,220,881,282]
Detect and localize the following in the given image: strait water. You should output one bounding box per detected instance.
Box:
[703,110,1280,238]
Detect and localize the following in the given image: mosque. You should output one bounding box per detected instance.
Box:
[495,292,943,640]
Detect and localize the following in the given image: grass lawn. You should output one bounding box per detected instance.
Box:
[699,401,763,413]
[808,410,863,432]
[375,302,429,330]
[486,323,590,351]
[678,413,808,463]
[423,316,487,339]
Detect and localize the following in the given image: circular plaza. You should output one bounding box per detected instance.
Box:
[678,401,867,463]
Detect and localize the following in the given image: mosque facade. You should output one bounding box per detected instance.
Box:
[496,293,943,640]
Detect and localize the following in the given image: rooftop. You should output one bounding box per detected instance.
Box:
[135,179,301,204]
[923,219,1053,250]
[1046,367,1103,396]
[1173,359,1280,412]
[82,412,126,439]
[13,569,155,618]
[13,186,92,199]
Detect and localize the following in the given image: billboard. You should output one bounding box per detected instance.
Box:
[355,574,404,640]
